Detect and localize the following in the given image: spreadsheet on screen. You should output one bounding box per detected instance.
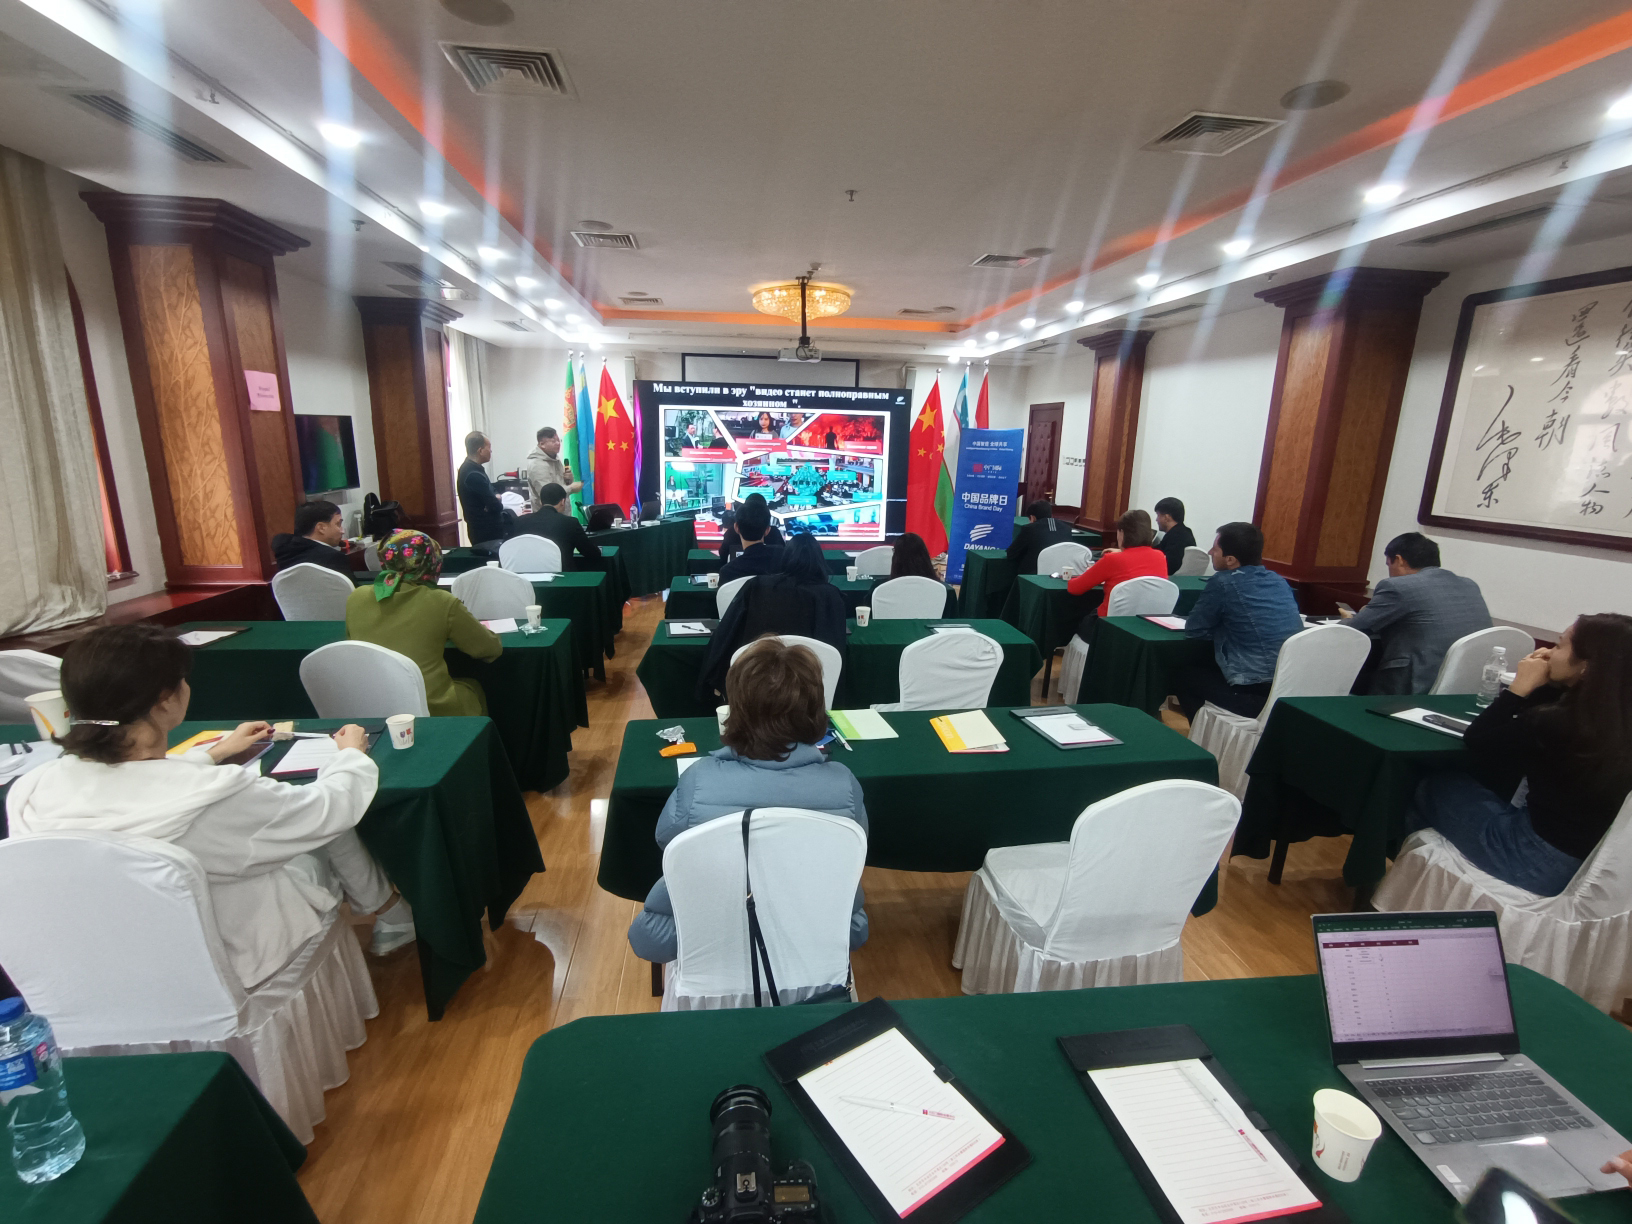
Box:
[1318,926,1513,1044]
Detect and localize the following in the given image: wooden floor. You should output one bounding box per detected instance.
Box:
[296,595,1355,1223]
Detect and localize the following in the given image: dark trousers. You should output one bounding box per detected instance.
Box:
[1173,659,1272,721]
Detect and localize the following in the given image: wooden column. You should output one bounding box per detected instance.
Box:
[1074,329,1152,531]
[1253,268,1447,598]
[84,193,310,587]
[355,297,461,546]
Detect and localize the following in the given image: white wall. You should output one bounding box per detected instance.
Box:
[1014,345,1095,503]
[1375,231,1632,637]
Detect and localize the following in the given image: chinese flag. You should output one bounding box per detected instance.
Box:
[594,364,637,514]
[905,379,951,554]
[975,368,990,429]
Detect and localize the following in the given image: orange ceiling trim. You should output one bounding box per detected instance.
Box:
[964,8,1632,329]
[284,0,571,286]
[597,307,960,333]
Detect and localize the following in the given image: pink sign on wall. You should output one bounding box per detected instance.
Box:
[245,369,281,412]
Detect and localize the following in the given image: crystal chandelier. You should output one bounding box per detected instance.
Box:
[751,277,852,322]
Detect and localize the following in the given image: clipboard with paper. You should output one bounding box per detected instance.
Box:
[1059,1024,1343,1224]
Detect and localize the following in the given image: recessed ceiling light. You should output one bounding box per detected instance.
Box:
[1221,239,1251,257]
[478,246,505,262]
[1363,183,1404,205]
[963,339,976,348]
[1065,300,1083,312]
[515,276,537,288]
[566,313,582,323]
[985,330,1000,341]
[1020,317,1036,329]
[420,199,454,218]
[1135,273,1159,289]
[544,298,563,310]
[1530,356,1544,362]
[1608,93,1632,121]
[317,121,361,148]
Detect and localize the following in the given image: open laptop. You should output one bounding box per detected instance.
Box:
[1312,910,1629,1202]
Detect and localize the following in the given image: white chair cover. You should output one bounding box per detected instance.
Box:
[876,631,1002,712]
[660,809,866,1010]
[0,831,376,1145]
[1037,542,1092,575]
[730,634,842,709]
[498,535,562,574]
[499,490,527,513]
[953,780,1239,993]
[451,567,535,619]
[271,563,355,622]
[1175,547,1211,577]
[1057,636,1090,700]
[299,641,430,718]
[1106,576,1179,617]
[1429,625,1535,694]
[0,649,62,723]
[716,575,752,616]
[853,546,893,577]
[1374,795,1632,1013]
[870,576,946,619]
[362,541,382,572]
[1188,623,1371,798]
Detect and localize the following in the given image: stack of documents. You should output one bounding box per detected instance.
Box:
[1142,615,1186,631]
[481,617,519,634]
[1021,713,1117,748]
[271,737,339,777]
[930,710,1007,753]
[177,629,242,647]
[830,710,899,740]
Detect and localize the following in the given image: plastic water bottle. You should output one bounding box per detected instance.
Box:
[1475,646,1508,708]
[0,996,85,1184]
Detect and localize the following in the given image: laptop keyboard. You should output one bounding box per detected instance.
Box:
[1370,1071,1593,1145]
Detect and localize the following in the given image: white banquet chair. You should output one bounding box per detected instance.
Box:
[498,535,563,574]
[716,575,752,616]
[451,567,534,620]
[299,641,429,718]
[1037,542,1092,576]
[1188,623,1371,798]
[876,631,1002,712]
[1057,576,1180,699]
[1429,625,1535,694]
[1175,547,1212,577]
[0,830,376,1145]
[731,635,842,709]
[659,809,866,1010]
[870,576,946,619]
[953,780,1239,993]
[0,649,62,723]
[271,563,355,622]
[1374,794,1632,1013]
[853,546,893,577]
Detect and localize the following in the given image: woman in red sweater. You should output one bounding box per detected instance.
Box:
[1066,509,1169,646]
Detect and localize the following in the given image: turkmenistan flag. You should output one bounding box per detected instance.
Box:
[562,360,586,520]
[905,377,951,555]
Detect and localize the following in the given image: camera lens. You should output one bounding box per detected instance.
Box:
[709,1084,771,1125]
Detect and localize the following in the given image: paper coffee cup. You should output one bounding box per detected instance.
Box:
[846,565,858,581]
[25,690,69,739]
[1311,1088,1381,1182]
[855,606,872,627]
[386,714,416,750]
[716,704,730,736]
[706,572,719,589]
[525,603,542,629]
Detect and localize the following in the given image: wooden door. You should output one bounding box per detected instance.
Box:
[1023,402,1064,503]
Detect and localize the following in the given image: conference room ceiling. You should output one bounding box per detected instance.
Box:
[0,0,1628,360]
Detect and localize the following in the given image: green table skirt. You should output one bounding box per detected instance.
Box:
[587,519,696,596]
[1076,616,1213,713]
[1,1053,315,1224]
[179,620,586,793]
[634,618,1043,717]
[599,703,1218,915]
[664,575,956,621]
[1235,693,1479,889]
[476,967,1632,1224]
[958,548,1016,618]
[687,546,858,576]
[1008,576,1212,660]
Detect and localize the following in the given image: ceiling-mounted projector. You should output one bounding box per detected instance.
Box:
[779,344,822,363]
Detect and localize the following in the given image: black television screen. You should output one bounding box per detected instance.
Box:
[294,415,360,494]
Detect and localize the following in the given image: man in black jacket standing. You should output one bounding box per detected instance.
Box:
[458,432,507,551]
[1154,497,1196,575]
[512,483,602,563]
[1006,499,1069,575]
[271,500,351,576]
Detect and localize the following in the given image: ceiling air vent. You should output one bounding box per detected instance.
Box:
[389,284,475,301]
[497,319,533,332]
[1143,111,1282,156]
[970,254,1033,269]
[571,231,638,249]
[382,261,460,288]
[1145,302,1202,320]
[1400,206,1554,247]
[898,305,956,316]
[441,43,573,97]
[619,294,663,306]
[61,92,230,164]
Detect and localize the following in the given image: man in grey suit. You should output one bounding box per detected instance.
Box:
[1343,532,1491,694]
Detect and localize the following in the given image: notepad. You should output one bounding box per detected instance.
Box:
[676,757,700,778]
[167,730,231,756]
[829,709,899,741]
[667,621,712,637]
[516,572,559,582]
[177,629,242,647]
[930,709,1007,753]
[1087,1059,1319,1224]
[437,576,458,586]
[1142,615,1186,631]
[270,737,339,777]
[1022,713,1117,748]
[929,623,976,635]
[481,617,519,633]
[797,1028,1005,1218]
[1387,706,1472,738]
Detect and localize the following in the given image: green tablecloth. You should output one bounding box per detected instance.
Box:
[634,618,1043,717]
[1235,693,1479,890]
[958,548,1016,618]
[476,967,1632,1224]
[663,574,957,621]
[587,519,696,596]
[587,544,630,627]
[1008,575,1212,659]
[1,1053,315,1224]
[440,546,494,575]
[598,703,1218,914]
[1076,616,1214,713]
[686,546,854,575]
[178,620,587,793]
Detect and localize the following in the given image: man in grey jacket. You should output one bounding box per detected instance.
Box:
[1344,532,1491,694]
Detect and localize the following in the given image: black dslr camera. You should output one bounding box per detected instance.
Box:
[690,1085,823,1223]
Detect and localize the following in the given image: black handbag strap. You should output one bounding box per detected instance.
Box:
[741,809,781,1008]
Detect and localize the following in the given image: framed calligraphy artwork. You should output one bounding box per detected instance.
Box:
[1421,264,1632,553]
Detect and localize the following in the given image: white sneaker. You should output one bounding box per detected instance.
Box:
[369,898,416,956]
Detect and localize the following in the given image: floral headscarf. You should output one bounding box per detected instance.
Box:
[372,530,444,601]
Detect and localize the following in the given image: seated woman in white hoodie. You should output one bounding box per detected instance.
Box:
[6,624,415,990]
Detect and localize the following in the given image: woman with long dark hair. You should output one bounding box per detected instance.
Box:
[1407,612,1632,895]
[889,532,938,580]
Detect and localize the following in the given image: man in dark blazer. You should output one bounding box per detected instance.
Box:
[718,497,784,583]
[271,499,352,576]
[1006,499,1071,575]
[512,483,601,562]
[1154,497,1197,576]
[1344,532,1492,694]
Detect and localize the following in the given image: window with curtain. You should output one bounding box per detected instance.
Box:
[66,275,133,580]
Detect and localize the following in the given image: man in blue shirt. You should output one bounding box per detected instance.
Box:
[1175,521,1304,719]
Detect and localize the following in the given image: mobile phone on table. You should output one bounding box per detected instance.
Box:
[1335,601,1355,617]
[1456,1168,1578,1224]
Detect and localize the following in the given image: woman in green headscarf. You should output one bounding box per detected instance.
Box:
[344,530,503,716]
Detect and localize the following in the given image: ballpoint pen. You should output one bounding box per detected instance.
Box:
[840,1096,954,1121]
[1177,1062,1269,1163]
